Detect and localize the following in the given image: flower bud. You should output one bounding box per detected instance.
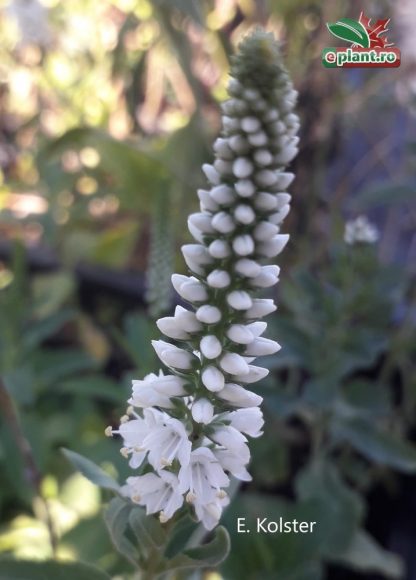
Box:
[234,259,261,278]
[218,383,263,407]
[226,324,254,344]
[200,335,222,359]
[201,366,225,392]
[156,316,190,340]
[207,270,231,288]
[220,352,249,375]
[232,235,254,256]
[233,158,254,179]
[257,234,289,258]
[152,340,194,370]
[234,204,255,224]
[244,337,281,356]
[210,184,235,205]
[244,299,277,319]
[192,399,214,424]
[196,305,222,324]
[227,290,253,310]
[202,163,220,185]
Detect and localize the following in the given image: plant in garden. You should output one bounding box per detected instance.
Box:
[100,28,299,573]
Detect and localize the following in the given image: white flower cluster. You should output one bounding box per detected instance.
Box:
[344,215,379,245]
[107,31,299,531]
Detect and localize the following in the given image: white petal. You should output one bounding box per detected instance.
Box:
[208,239,231,259]
[253,222,279,241]
[197,189,219,212]
[174,306,202,333]
[254,192,278,211]
[257,234,289,258]
[228,134,250,154]
[188,213,214,234]
[152,340,194,370]
[248,132,268,147]
[244,299,277,319]
[232,235,254,256]
[214,159,233,176]
[210,184,235,205]
[201,366,225,392]
[218,383,262,407]
[246,321,267,337]
[206,269,231,288]
[191,399,214,424]
[241,116,261,133]
[196,305,222,324]
[156,316,190,340]
[254,149,273,166]
[226,324,254,345]
[177,280,208,302]
[269,205,290,225]
[244,337,281,356]
[200,335,222,359]
[233,158,254,179]
[212,211,235,234]
[220,352,249,375]
[275,144,298,164]
[213,137,233,159]
[277,172,295,189]
[232,364,269,384]
[228,408,264,437]
[235,179,256,197]
[202,163,220,185]
[227,290,252,310]
[234,204,255,224]
[234,258,261,278]
[276,193,292,208]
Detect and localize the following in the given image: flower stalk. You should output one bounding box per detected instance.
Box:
[108,29,299,532]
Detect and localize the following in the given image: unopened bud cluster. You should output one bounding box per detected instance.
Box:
[107,30,299,530]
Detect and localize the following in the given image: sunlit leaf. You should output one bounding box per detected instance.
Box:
[62,448,120,493]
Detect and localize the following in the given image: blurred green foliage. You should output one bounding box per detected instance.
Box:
[0,0,415,579]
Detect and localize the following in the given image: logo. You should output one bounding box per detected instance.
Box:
[322,12,401,68]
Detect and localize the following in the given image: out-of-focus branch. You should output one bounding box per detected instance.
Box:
[0,378,58,555]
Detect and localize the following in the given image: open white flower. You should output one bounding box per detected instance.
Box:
[143,416,192,469]
[179,447,229,504]
[123,471,184,522]
[129,371,187,409]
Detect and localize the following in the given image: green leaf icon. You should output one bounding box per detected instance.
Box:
[327,18,370,48]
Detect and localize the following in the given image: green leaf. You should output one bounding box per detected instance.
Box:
[163,514,199,558]
[330,530,403,578]
[331,418,416,473]
[165,526,230,572]
[24,309,75,350]
[129,507,166,549]
[58,376,127,403]
[296,460,364,557]
[104,497,138,566]
[0,560,111,580]
[62,448,120,492]
[327,19,370,48]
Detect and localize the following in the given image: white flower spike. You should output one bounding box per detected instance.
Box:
[111,29,299,531]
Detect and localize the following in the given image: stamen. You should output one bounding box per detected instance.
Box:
[104,426,113,437]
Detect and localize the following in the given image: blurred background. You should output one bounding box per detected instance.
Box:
[0,0,415,579]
